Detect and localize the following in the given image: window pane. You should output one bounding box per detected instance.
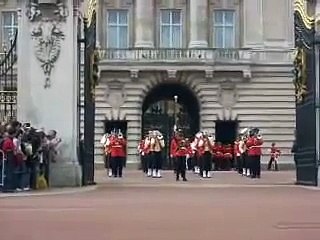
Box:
[225,11,234,25]
[172,10,181,24]
[214,11,223,24]
[224,27,235,48]
[107,26,117,48]
[161,10,170,24]
[119,26,128,48]
[214,27,224,48]
[160,26,170,47]
[119,11,128,24]
[2,28,14,46]
[172,26,181,48]
[108,11,117,24]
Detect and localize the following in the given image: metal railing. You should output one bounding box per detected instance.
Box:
[100,48,295,64]
[0,32,17,122]
[0,150,6,187]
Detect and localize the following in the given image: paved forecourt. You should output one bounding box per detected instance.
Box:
[1,170,320,240]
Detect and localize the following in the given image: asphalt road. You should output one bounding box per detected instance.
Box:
[0,170,319,240]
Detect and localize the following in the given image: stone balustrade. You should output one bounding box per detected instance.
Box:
[100,48,295,65]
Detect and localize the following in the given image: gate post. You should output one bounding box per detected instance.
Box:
[16,1,82,187]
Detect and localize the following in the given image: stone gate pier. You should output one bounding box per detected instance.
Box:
[16,0,86,187]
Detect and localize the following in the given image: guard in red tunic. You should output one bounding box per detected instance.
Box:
[234,137,241,171]
[215,142,224,170]
[246,128,263,178]
[170,131,179,173]
[109,131,126,178]
[267,142,280,171]
[198,134,214,178]
[172,130,188,181]
[138,135,148,174]
[223,144,233,171]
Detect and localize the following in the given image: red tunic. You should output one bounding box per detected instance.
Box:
[215,145,224,159]
[110,137,126,157]
[175,139,189,157]
[246,137,263,156]
[170,137,178,158]
[223,145,233,160]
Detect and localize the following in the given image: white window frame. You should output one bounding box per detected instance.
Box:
[1,11,17,47]
[106,9,129,49]
[159,9,183,48]
[213,10,236,48]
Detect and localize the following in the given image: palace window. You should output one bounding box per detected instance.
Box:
[160,9,182,48]
[213,10,235,48]
[2,11,17,47]
[106,10,129,48]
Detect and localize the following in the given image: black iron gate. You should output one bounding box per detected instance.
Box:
[294,6,317,185]
[0,33,17,122]
[78,10,97,186]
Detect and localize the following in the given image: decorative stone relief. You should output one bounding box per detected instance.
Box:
[130,70,139,80]
[105,79,126,109]
[205,70,214,80]
[217,79,238,109]
[26,1,69,88]
[167,70,177,80]
[242,69,252,80]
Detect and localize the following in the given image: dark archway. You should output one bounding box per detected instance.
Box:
[142,83,200,169]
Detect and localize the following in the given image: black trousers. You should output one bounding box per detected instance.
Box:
[202,151,212,173]
[141,155,148,173]
[250,155,261,178]
[111,156,124,177]
[176,156,186,180]
[267,157,278,171]
[152,151,162,170]
[237,156,243,174]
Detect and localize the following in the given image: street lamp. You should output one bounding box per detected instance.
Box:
[173,95,178,131]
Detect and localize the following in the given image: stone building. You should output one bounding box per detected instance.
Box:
[0,0,295,168]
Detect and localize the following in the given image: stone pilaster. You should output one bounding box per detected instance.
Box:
[189,0,208,48]
[134,0,154,48]
[17,0,81,187]
[243,0,264,48]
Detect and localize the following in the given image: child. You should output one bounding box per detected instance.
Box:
[267,143,280,171]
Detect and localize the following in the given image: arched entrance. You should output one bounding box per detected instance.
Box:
[142,83,200,169]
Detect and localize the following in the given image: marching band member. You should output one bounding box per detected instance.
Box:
[267,142,280,171]
[234,137,241,172]
[246,128,263,178]
[199,133,214,178]
[214,142,224,171]
[109,130,126,178]
[138,135,148,174]
[170,131,179,173]
[223,144,233,171]
[191,132,202,174]
[172,129,188,181]
[145,131,153,177]
[150,130,165,178]
[101,132,112,177]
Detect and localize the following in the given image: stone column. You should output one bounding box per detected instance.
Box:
[17,0,81,187]
[134,0,154,48]
[188,0,208,48]
[243,0,264,48]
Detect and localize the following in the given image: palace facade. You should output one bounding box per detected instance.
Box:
[1,0,295,167]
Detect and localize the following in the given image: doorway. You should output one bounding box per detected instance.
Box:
[104,120,128,137]
[142,83,200,169]
[215,120,238,144]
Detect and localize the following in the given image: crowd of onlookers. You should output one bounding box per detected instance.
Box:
[0,121,61,193]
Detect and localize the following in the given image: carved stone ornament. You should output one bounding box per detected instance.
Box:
[167,70,177,79]
[130,69,139,80]
[106,79,126,109]
[205,70,214,80]
[217,79,238,108]
[26,1,69,88]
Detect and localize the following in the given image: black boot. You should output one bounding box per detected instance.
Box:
[182,171,187,181]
